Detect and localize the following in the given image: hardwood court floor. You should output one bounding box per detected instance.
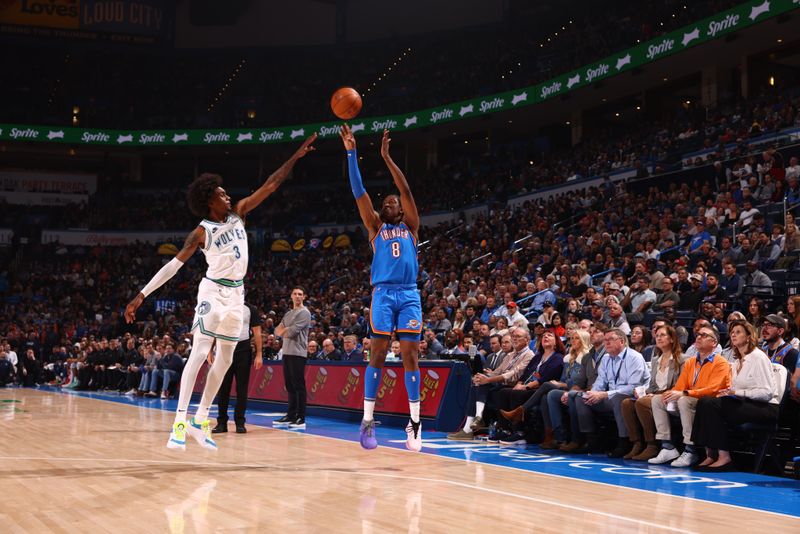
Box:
[0,388,798,533]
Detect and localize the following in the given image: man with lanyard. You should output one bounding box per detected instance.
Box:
[212,302,262,434]
[576,327,649,458]
[447,328,533,440]
[760,314,800,428]
[649,324,731,467]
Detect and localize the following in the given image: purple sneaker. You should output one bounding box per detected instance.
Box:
[359,419,378,450]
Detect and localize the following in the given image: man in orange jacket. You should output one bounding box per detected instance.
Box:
[648,324,731,467]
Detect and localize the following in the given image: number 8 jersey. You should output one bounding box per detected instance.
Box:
[199,212,249,282]
[370,221,418,287]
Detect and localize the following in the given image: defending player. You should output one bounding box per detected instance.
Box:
[339,124,423,452]
[125,134,316,451]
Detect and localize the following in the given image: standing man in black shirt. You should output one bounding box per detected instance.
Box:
[213,303,263,434]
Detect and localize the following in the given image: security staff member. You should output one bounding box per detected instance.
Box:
[212,302,262,433]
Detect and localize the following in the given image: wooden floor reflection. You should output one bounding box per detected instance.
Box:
[0,389,798,533]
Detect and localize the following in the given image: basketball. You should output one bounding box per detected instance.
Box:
[330,87,362,120]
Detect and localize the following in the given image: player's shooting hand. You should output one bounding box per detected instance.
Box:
[340,124,356,150]
[294,133,317,159]
[124,294,144,324]
[380,129,391,159]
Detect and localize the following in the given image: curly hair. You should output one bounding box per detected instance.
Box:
[187,173,222,218]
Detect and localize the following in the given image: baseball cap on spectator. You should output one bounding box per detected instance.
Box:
[608,282,620,291]
[696,220,705,226]
[763,314,786,329]
[543,301,554,308]
[635,252,645,258]
[469,279,477,285]
[507,302,517,310]
[689,274,702,282]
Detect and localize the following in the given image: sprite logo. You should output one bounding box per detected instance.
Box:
[9,127,39,139]
[706,13,740,37]
[646,37,675,59]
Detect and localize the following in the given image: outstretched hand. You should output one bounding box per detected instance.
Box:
[124,294,144,324]
[293,133,317,159]
[340,124,356,151]
[380,129,391,159]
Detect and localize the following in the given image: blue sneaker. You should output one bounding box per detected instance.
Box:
[187,417,218,451]
[359,419,378,450]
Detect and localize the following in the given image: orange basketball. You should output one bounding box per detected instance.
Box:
[330,87,362,120]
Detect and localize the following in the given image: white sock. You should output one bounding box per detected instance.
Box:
[476,401,485,418]
[197,341,235,422]
[463,416,475,433]
[174,335,215,425]
[409,401,420,423]
[364,400,376,422]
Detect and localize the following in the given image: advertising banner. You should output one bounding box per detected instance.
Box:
[0,171,97,194]
[196,362,453,418]
[0,0,172,43]
[0,1,795,146]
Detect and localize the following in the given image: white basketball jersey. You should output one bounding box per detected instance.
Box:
[198,213,248,281]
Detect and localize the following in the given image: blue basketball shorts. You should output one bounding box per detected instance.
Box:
[369,285,422,341]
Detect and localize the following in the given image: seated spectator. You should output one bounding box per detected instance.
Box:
[152,344,184,399]
[622,325,685,461]
[760,314,800,426]
[753,231,781,270]
[489,316,510,337]
[506,328,590,449]
[123,338,144,395]
[678,274,705,311]
[493,329,566,444]
[744,260,773,295]
[557,323,608,452]
[549,313,566,339]
[536,301,557,326]
[747,297,767,335]
[385,340,402,362]
[341,335,362,361]
[137,346,160,395]
[423,329,445,356]
[446,329,533,440]
[319,339,343,361]
[575,328,649,457]
[441,329,467,358]
[306,340,320,360]
[20,349,42,387]
[649,324,731,468]
[529,280,556,316]
[484,334,509,370]
[719,261,743,302]
[629,325,653,356]
[693,320,779,471]
[607,300,631,336]
[0,351,14,386]
[651,277,679,312]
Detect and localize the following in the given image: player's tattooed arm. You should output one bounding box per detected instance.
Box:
[236,133,317,217]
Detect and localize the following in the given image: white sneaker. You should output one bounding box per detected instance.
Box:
[405,420,422,452]
[124,389,137,396]
[166,421,187,451]
[187,417,218,450]
[670,451,698,468]
[648,447,680,464]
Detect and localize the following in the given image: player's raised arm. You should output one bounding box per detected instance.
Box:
[124,226,205,323]
[235,133,317,218]
[380,129,419,236]
[340,124,381,237]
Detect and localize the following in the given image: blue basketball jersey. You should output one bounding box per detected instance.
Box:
[370,222,418,286]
